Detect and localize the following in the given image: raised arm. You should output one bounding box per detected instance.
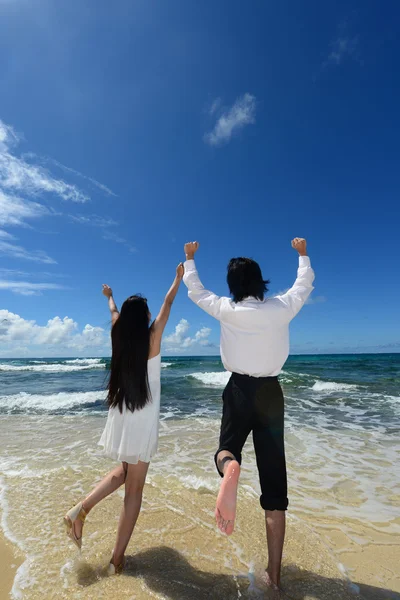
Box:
[102,284,119,326]
[152,264,184,340]
[275,238,315,319]
[182,241,223,320]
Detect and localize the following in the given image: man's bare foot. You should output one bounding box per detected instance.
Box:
[263,570,280,589]
[215,460,240,535]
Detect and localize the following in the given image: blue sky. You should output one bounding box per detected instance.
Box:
[0,0,399,357]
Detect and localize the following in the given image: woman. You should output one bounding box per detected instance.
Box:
[64,263,184,573]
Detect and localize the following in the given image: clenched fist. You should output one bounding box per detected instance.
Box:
[291,238,307,256]
[184,241,200,260]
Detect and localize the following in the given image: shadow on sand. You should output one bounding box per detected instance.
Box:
[77,545,400,600]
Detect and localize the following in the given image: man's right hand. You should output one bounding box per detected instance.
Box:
[291,238,307,256]
[184,241,200,260]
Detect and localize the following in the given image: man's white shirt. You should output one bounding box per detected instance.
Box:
[183,256,315,377]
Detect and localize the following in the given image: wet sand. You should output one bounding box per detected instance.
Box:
[0,414,399,599]
[0,533,21,600]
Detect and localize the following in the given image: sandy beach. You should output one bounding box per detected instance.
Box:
[0,533,21,600]
[0,413,399,599]
[1,354,399,598]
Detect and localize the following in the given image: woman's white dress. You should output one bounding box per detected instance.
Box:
[98,354,161,464]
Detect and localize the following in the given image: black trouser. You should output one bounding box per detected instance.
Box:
[215,372,288,511]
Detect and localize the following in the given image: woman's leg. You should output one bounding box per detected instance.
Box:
[111,461,149,567]
[72,464,127,540]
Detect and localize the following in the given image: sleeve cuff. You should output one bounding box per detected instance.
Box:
[184,259,196,271]
[299,255,311,267]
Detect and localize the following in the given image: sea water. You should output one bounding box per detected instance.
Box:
[0,354,399,599]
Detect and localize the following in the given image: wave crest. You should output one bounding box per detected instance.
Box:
[0,360,105,373]
[312,381,358,393]
[188,372,230,387]
[0,390,105,412]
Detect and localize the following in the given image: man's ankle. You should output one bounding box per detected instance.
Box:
[266,567,280,588]
[218,455,234,475]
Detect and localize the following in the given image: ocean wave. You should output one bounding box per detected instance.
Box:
[64,358,104,366]
[177,474,217,492]
[161,362,173,369]
[312,381,358,393]
[0,391,105,412]
[188,371,231,387]
[0,361,105,373]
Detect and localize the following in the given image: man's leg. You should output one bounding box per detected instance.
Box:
[215,450,241,535]
[265,510,286,588]
[214,376,251,535]
[253,378,288,589]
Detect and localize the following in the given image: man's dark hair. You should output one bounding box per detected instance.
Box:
[227,257,270,303]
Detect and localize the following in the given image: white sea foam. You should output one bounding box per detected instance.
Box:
[0,391,104,411]
[178,474,217,492]
[11,558,36,600]
[64,358,103,366]
[188,371,231,387]
[161,362,172,368]
[0,361,105,373]
[312,381,358,393]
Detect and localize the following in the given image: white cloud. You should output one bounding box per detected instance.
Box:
[0,117,122,265]
[0,239,56,263]
[204,93,256,146]
[0,267,67,279]
[0,228,15,240]
[0,122,89,203]
[164,318,190,345]
[0,120,18,151]
[102,230,136,253]
[209,97,222,115]
[70,214,118,227]
[0,309,107,355]
[328,36,358,65]
[38,157,116,197]
[0,190,50,227]
[0,280,66,296]
[323,20,360,68]
[79,324,105,348]
[164,319,214,353]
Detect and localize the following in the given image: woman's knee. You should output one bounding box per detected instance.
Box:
[125,480,145,497]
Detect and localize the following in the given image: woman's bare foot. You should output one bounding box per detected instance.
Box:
[215,460,240,536]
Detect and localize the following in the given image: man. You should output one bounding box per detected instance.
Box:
[183,238,315,590]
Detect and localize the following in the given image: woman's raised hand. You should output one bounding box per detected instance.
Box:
[176,263,184,280]
[102,284,113,298]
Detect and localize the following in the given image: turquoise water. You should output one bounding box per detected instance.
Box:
[0,354,399,435]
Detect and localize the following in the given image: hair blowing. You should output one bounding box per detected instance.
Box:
[227,257,270,303]
[107,295,151,413]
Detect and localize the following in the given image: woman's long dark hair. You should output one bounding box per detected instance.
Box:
[107,295,151,413]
